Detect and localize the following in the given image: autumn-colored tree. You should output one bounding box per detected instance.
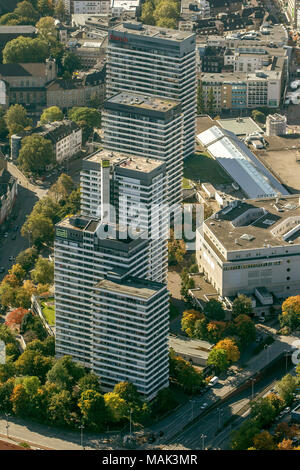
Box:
[234,314,256,347]
[277,439,294,450]
[265,392,284,413]
[181,309,203,337]
[10,384,29,416]
[104,392,127,423]
[5,308,28,329]
[280,295,300,331]
[8,264,26,284]
[253,431,275,450]
[206,321,227,343]
[215,338,240,363]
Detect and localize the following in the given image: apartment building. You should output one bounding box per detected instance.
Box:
[92,272,169,399]
[80,149,168,282]
[106,21,196,158]
[0,157,17,226]
[201,68,282,112]
[102,92,183,210]
[196,195,300,300]
[287,0,300,30]
[54,215,169,398]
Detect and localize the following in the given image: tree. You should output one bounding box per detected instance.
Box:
[8,264,26,283]
[37,0,54,16]
[46,356,85,390]
[31,257,54,285]
[50,173,75,201]
[0,282,16,307]
[4,104,32,136]
[252,431,275,450]
[207,347,229,373]
[14,1,39,24]
[279,296,300,331]
[141,0,156,25]
[5,307,28,329]
[3,37,49,63]
[277,439,294,450]
[153,0,179,28]
[68,107,101,142]
[234,314,256,347]
[197,80,205,115]
[250,397,277,428]
[230,418,260,450]
[16,247,38,273]
[206,87,216,116]
[47,390,74,426]
[0,378,14,413]
[0,363,16,383]
[275,374,297,404]
[22,213,54,247]
[36,16,57,44]
[78,389,106,430]
[251,110,266,124]
[104,392,128,423]
[181,309,203,337]
[204,299,225,321]
[18,135,54,175]
[54,0,66,21]
[10,384,29,416]
[113,382,142,407]
[169,348,205,393]
[215,338,240,363]
[232,294,253,318]
[62,52,82,75]
[150,387,178,416]
[15,349,53,382]
[26,336,55,357]
[76,373,102,395]
[40,106,64,124]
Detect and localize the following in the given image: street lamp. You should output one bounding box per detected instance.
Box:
[129,408,133,435]
[5,413,10,438]
[201,433,207,450]
[79,423,85,450]
[251,378,255,400]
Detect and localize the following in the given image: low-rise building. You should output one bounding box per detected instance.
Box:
[266,114,287,136]
[196,195,300,300]
[0,157,17,226]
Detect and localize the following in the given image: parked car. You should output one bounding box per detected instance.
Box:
[200,403,208,410]
[3,232,8,238]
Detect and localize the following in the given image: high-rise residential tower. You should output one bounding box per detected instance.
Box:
[106,21,196,158]
[54,215,170,398]
[102,92,183,210]
[80,149,168,282]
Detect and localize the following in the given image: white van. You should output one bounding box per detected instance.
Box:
[208,376,219,386]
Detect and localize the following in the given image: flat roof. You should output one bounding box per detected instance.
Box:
[96,276,165,299]
[217,117,263,136]
[111,22,195,41]
[204,195,300,251]
[85,149,165,173]
[105,92,180,111]
[169,336,213,359]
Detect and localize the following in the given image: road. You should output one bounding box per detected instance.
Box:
[157,363,295,450]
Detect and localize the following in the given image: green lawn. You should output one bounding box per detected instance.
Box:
[184,152,233,186]
[41,299,55,326]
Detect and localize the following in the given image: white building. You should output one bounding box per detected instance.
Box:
[196,195,300,301]
[102,92,184,210]
[106,22,196,159]
[34,120,82,163]
[54,216,169,399]
[80,149,168,282]
[266,114,287,137]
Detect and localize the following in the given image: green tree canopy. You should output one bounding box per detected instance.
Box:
[5,104,32,136]
[232,294,253,318]
[3,36,49,63]
[40,106,64,124]
[18,135,54,175]
[31,257,54,285]
[204,299,225,321]
[16,247,39,273]
[78,389,106,430]
[62,52,82,75]
[36,16,57,43]
[207,347,229,373]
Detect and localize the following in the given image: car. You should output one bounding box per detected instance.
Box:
[3,232,8,238]
[0,267,4,273]
[258,316,265,323]
[284,407,291,413]
[9,256,14,261]
[200,403,208,409]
